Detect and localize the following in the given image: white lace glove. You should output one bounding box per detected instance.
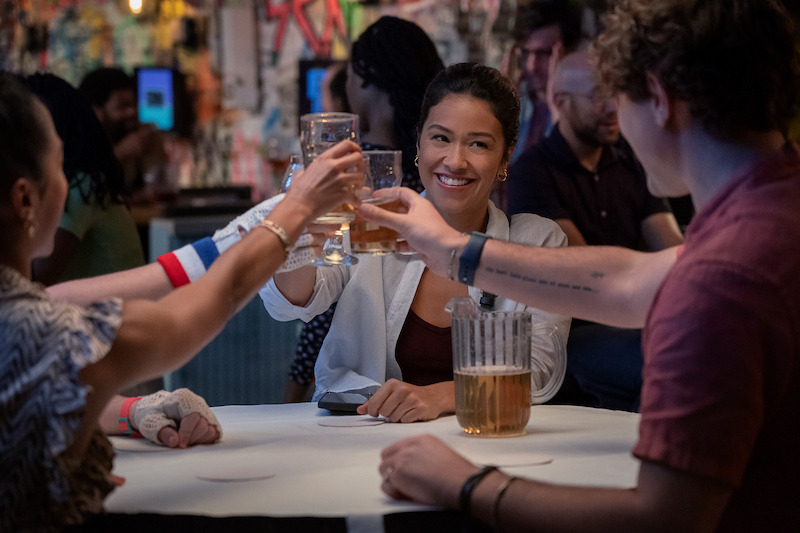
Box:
[133,388,223,444]
[156,193,317,286]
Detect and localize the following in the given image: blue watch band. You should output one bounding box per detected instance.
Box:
[459,232,490,286]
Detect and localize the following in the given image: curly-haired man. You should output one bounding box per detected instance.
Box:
[360,1,800,530]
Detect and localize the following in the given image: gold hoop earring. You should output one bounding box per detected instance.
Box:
[414,155,419,168]
[497,168,508,182]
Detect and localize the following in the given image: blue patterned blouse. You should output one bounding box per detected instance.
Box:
[1,265,122,531]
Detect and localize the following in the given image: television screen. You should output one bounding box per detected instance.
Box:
[136,67,175,131]
[298,59,346,122]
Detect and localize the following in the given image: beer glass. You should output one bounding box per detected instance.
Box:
[447,297,532,437]
[350,150,403,255]
[299,112,361,266]
[279,154,304,193]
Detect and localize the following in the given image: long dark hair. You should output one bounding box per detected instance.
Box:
[350,16,444,190]
[23,73,127,207]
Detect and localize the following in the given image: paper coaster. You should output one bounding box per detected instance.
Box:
[317,416,386,427]
[196,465,277,483]
[466,451,553,468]
[109,436,165,453]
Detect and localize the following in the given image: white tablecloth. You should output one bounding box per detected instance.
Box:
[106,403,640,532]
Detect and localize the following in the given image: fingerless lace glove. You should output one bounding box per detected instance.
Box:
[133,388,223,444]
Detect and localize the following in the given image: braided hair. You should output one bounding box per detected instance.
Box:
[23,73,127,208]
[350,16,444,191]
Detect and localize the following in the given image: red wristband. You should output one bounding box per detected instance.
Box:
[157,252,191,288]
[119,396,143,439]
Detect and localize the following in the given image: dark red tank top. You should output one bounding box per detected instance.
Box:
[394,309,454,386]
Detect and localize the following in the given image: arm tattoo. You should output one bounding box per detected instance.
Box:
[485,266,599,293]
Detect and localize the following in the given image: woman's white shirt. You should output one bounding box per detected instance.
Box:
[259,200,571,402]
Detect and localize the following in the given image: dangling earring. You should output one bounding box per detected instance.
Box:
[414,155,419,168]
[497,168,508,182]
[24,216,38,239]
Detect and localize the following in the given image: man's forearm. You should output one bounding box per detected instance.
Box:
[472,240,677,328]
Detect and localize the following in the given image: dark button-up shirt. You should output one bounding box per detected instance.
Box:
[507,126,670,249]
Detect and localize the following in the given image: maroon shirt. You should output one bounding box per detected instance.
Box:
[636,143,800,531]
[394,309,454,386]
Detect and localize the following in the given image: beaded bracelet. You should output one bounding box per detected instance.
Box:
[459,465,498,515]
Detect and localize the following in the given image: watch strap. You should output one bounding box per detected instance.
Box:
[458,232,490,286]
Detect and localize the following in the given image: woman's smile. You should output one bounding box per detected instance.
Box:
[435,173,472,187]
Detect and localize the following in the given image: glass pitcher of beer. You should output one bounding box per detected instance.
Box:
[447,297,532,437]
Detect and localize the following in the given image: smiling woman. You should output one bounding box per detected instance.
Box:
[417,95,505,229]
[415,64,520,234]
[262,63,571,424]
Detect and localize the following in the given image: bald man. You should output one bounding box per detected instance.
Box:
[509,51,684,248]
[507,51,684,411]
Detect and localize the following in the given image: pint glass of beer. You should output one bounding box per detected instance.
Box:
[350,150,403,255]
[448,297,532,437]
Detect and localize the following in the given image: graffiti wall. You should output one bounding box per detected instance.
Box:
[1,0,517,197]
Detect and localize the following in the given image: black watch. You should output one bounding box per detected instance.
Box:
[458,232,490,286]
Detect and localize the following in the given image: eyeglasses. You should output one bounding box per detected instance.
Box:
[514,46,553,68]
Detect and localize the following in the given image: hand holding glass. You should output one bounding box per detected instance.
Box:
[300,112,361,266]
[350,150,403,255]
[279,154,304,193]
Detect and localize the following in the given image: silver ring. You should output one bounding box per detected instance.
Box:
[382,466,394,483]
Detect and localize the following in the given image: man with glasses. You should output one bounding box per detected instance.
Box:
[492,0,583,212]
[508,0,584,161]
[507,51,684,412]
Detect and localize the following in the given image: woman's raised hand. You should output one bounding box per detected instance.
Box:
[284,140,365,221]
